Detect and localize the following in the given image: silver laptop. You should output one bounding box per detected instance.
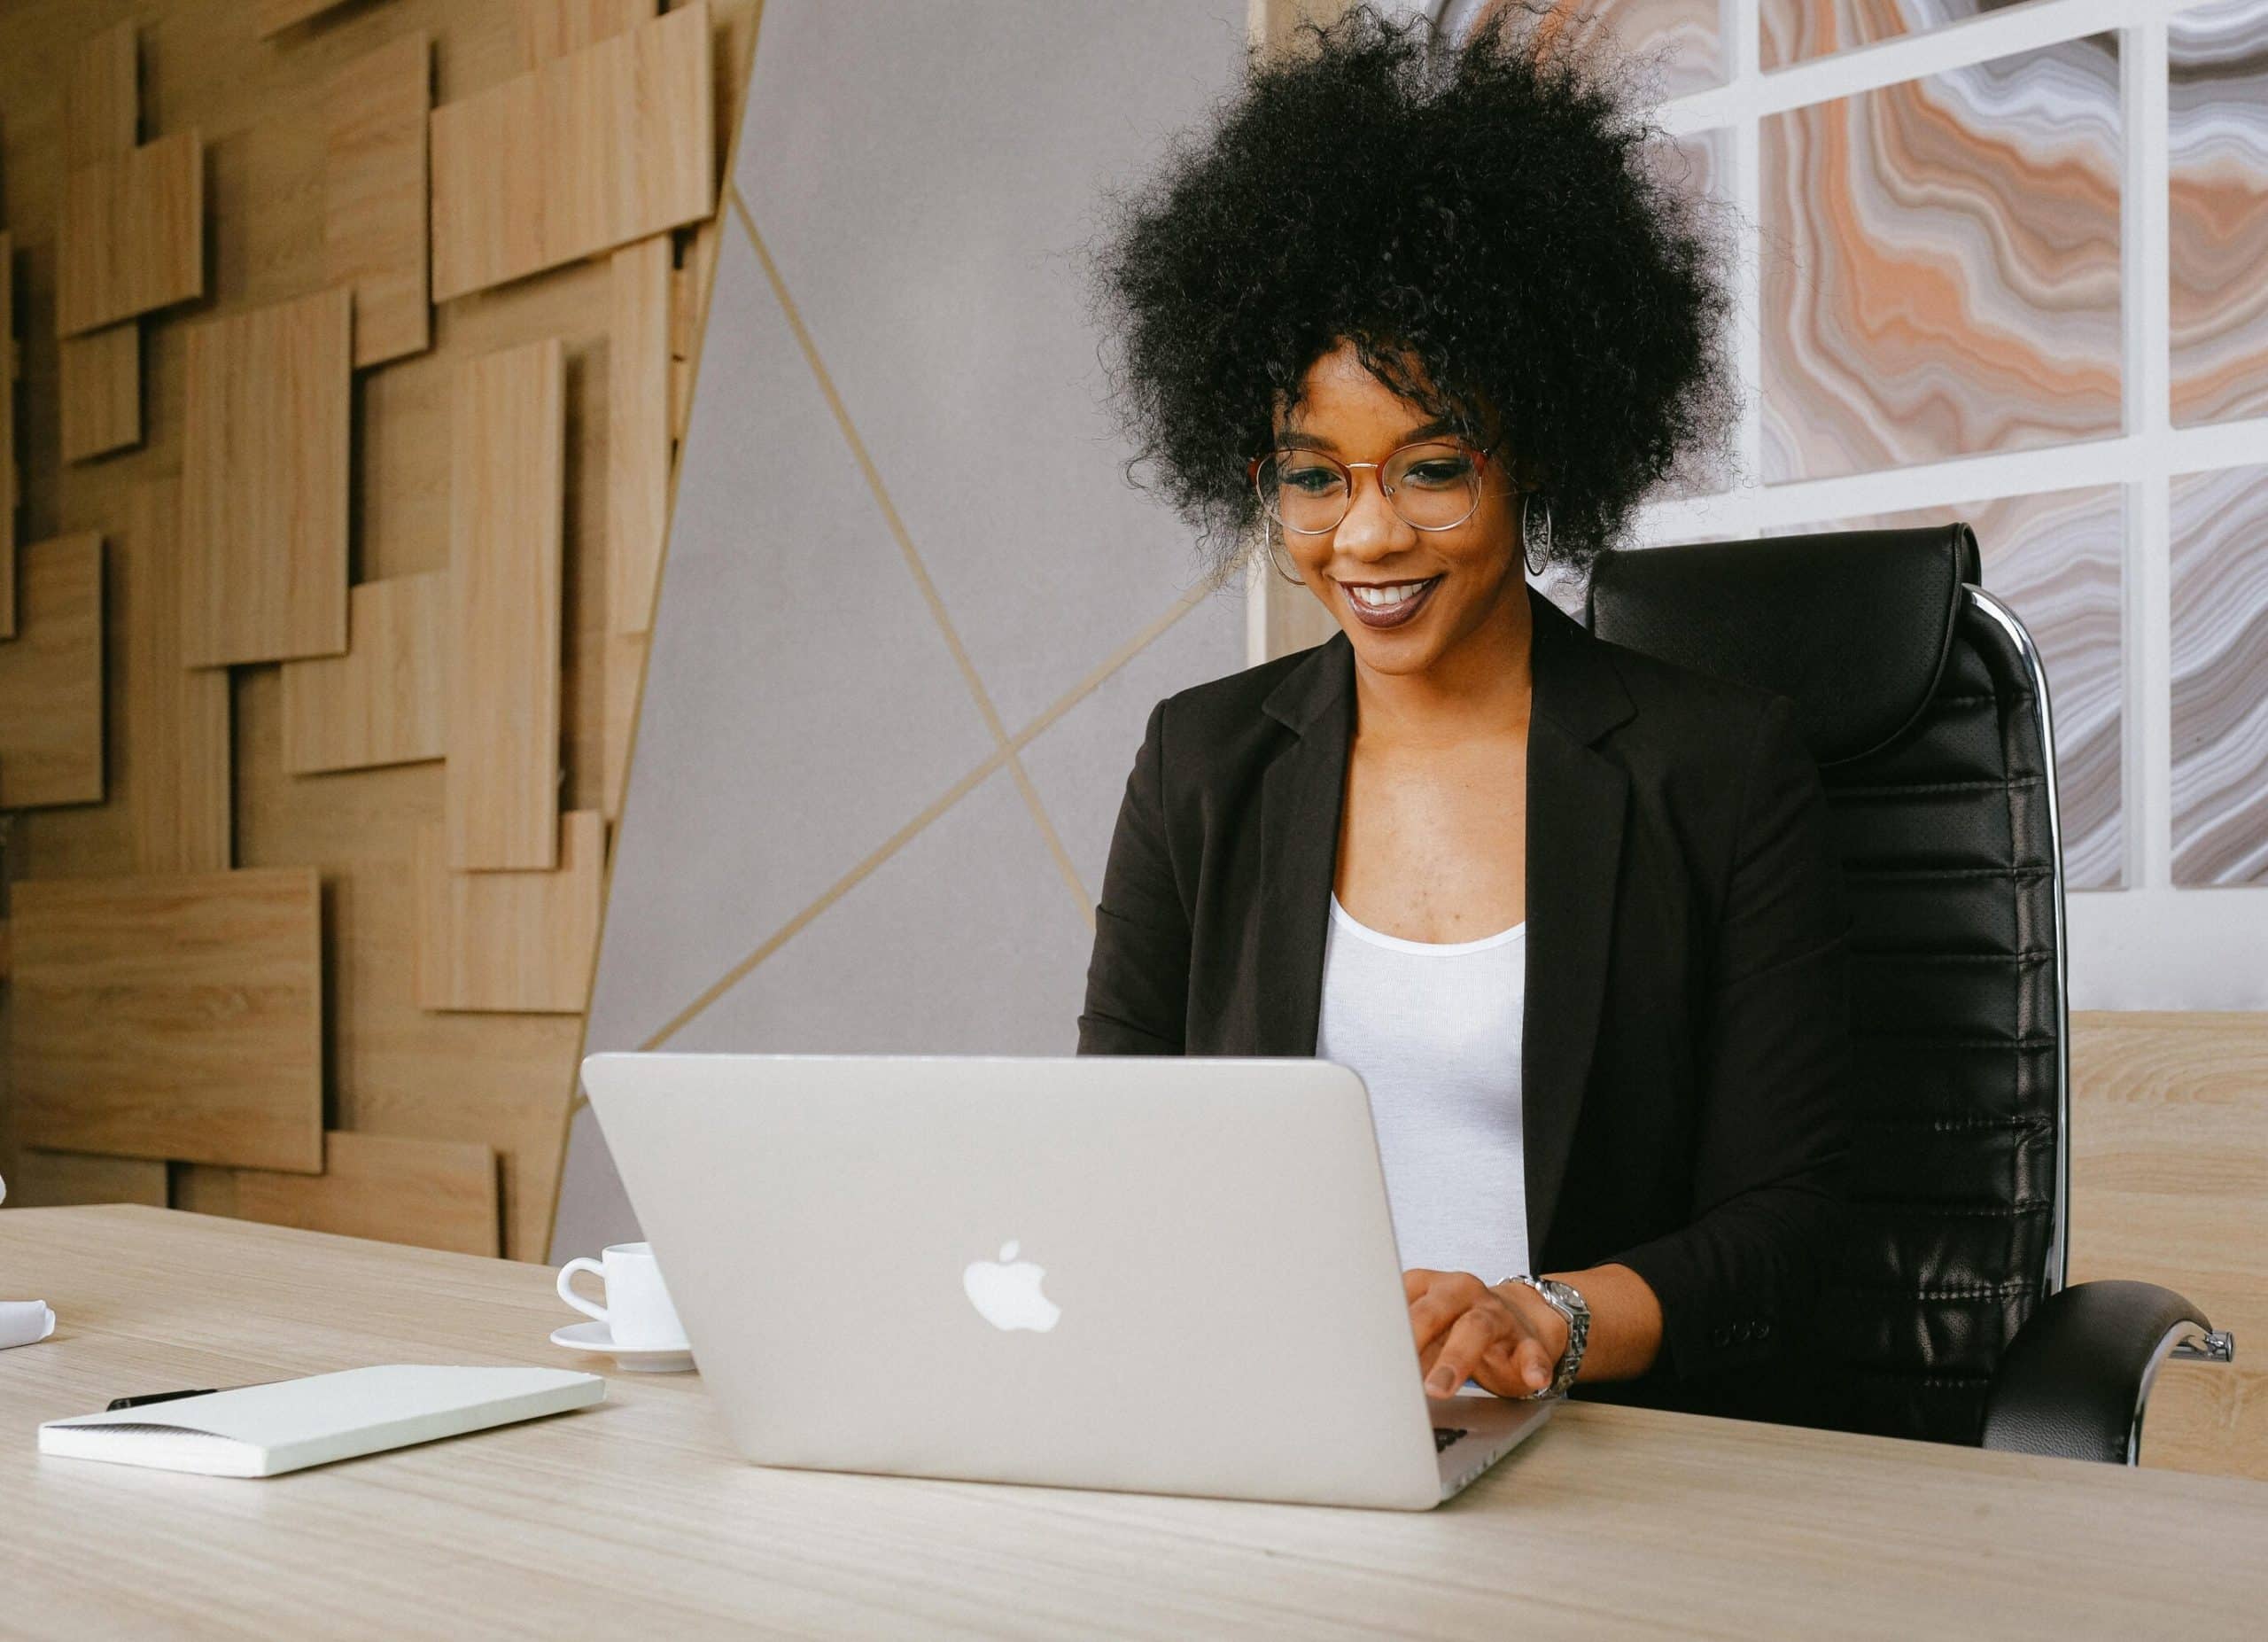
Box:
[579,1052,1553,1510]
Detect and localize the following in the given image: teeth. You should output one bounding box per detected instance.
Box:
[1349,580,1428,608]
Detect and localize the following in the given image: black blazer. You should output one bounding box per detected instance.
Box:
[1077,588,1854,1424]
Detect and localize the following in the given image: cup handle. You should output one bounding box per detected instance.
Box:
[556,1257,610,1325]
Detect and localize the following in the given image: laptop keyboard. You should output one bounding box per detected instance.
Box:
[1433,1426,1468,1453]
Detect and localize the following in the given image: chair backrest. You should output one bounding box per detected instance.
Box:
[1587,527,2070,1446]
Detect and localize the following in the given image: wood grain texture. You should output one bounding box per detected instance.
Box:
[6,1205,2268,1636]
[325,30,431,370]
[257,0,362,38]
[520,0,655,66]
[429,2,713,302]
[416,811,603,1013]
[282,572,448,774]
[180,287,353,667]
[446,338,563,870]
[174,1131,500,1257]
[1,235,14,635]
[2,1150,169,1210]
[2071,1011,2268,1482]
[0,534,105,810]
[125,479,232,874]
[63,19,138,167]
[58,325,143,464]
[600,628,644,822]
[11,870,322,1173]
[57,129,206,337]
[607,235,671,635]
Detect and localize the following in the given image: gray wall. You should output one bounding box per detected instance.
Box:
[553,2,1254,1257]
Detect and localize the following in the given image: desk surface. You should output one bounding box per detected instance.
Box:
[4,1206,2264,1638]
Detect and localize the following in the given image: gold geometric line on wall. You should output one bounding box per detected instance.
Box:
[631,577,1220,1056]
[727,183,1096,923]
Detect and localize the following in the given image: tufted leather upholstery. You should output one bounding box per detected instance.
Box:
[1588,526,2069,1445]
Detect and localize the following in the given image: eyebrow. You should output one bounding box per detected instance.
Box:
[1272,416,1464,453]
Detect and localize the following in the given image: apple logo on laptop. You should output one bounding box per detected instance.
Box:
[962,1241,1060,1333]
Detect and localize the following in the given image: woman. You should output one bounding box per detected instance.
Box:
[1078,6,1852,1426]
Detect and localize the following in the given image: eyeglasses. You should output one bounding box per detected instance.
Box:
[1247,440,1492,535]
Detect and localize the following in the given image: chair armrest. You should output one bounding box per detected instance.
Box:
[1981,1280,2235,1465]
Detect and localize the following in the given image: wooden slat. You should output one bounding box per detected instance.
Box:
[416,811,603,1013]
[174,1131,501,1257]
[1,235,14,635]
[0,535,105,809]
[669,258,697,437]
[281,571,447,774]
[600,628,644,822]
[126,478,232,874]
[520,0,655,66]
[58,325,143,464]
[181,288,353,667]
[63,19,138,167]
[2071,1011,2268,1482]
[446,338,563,869]
[325,31,431,370]
[12,868,322,1173]
[256,0,361,38]
[57,130,205,338]
[608,235,671,635]
[430,3,713,302]
[3,1150,169,1210]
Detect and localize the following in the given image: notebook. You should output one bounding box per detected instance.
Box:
[38,1365,605,1478]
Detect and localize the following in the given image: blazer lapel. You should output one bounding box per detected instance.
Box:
[1254,633,1355,1055]
[1522,591,1633,1257]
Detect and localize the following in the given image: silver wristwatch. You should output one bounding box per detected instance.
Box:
[1503,1274,1589,1398]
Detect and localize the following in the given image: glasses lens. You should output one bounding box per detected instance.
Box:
[1259,451,1349,533]
[1384,443,1481,530]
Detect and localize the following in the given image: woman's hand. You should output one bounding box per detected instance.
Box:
[1405,1269,1569,1398]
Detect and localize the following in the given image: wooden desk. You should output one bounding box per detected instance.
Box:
[4,1206,2263,1637]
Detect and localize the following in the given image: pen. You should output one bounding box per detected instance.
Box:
[105,1382,276,1412]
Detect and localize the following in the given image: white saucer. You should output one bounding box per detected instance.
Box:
[550,1319,695,1374]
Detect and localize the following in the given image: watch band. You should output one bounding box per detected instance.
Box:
[1503,1274,1588,1398]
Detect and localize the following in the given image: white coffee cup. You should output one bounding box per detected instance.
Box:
[555,1241,687,1350]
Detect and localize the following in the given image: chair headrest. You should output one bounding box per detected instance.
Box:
[1585,525,1980,767]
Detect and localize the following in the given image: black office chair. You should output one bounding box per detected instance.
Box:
[1587,525,2237,1465]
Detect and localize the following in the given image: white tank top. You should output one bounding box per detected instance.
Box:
[1315,893,1529,1283]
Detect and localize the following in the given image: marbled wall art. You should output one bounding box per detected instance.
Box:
[1760,34,2122,484]
[2171,464,2268,886]
[2170,0,2268,429]
[1766,486,2126,888]
[1760,1,2049,72]
[1438,0,1726,98]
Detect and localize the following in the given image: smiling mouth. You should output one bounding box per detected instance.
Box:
[1339,575,1441,630]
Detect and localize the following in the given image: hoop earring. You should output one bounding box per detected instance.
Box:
[1521,491,1554,577]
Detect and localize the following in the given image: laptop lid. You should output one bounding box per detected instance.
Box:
[580,1052,1448,1508]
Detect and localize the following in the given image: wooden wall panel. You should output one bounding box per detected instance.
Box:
[0,535,105,810]
[608,236,671,635]
[181,288,353,667]
[282,572,448,774]
[57,130,206,337]
[257,0,362,38]
[1,235,14,637]
[430,3,713,302]
[325,32,432,370]
[446,338,563,869]
[12,868,322,1173]
[175,1131,501,1257]
[416,811,603,1012]
[4,1149,169,1210]
[126,479,232,874]
[601,629,643,822]
[58,326,143,464]
[521,0,656,66]
[2071,1012,2268,1482]
[63,19,138,167]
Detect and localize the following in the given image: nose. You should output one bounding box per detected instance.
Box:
[1331,465,1417,564]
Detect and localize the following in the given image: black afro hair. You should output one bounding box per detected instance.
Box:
[1091,2,1740,578]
